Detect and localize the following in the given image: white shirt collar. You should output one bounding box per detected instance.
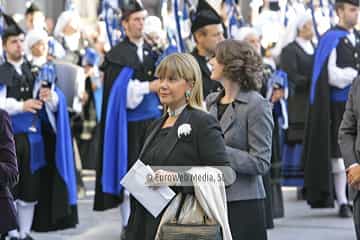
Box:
[296,37,314,55]
[7,58,24,75]
[347,29,356,46]
[32,56,47,67]
[134,39,144,62]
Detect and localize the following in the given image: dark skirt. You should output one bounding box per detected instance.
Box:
[78,125,100,170]
[330,102,345,158]
[12,134,41,202]
[262,174,274,229]
[0,198,17,234]
[32,127,78,232]
[228,199,267,240]
[282,143,304,186]
[270,117,284,219]
[125,196,163,240]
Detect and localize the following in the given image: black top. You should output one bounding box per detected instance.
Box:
[191,48,222,98]
[139,106,229,168]
[0,61,35,101]
[333,25,360,73]
[142,127,172,165]
[217,102,230,121]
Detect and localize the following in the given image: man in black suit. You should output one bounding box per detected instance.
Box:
[339,76,360,239]
[191,0,224,98]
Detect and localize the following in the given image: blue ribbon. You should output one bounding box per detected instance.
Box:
[103,1,121,48]
[174,0,185,52]
[93,86,103,122]
[225,0,246,38]
[310,0,321,40]
[84,47,100,66]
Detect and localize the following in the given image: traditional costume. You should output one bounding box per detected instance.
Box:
[303,0,359,216]
[94,1,161,233]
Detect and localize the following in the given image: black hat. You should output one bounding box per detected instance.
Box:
[120,0,145,20]
[335,0,359,6]
[25,2,41,16]
[191,0,223,34]
[1,13,24,42]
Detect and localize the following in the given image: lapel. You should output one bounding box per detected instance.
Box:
[219,103,235,134]
[142,45,155,77]
[139,115,166,160]
[217,90,250,134]
[208,90,235,134]
[157,107,192,164]
[343,37,356,50]
[21,62,34,84]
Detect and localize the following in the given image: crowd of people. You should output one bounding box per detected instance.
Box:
[1,0,360,239]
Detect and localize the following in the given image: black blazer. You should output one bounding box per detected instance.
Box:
[139,106,231,180]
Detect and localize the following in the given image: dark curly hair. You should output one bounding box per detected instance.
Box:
[215,39,263,91]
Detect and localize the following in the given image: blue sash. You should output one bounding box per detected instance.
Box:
[310,29,348,104]
[102,67,161,195]
[330,86,351,102]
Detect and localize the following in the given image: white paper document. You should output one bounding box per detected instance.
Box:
[120,160,176,217]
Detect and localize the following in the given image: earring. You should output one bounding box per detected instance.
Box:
[185,89,191,99]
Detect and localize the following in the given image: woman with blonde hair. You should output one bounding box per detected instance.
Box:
[125,53,231,240]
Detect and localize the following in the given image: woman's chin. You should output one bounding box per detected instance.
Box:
[210,74,220,81]
[159,98,170,105]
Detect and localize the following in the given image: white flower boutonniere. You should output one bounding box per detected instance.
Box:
[177,123,192,139]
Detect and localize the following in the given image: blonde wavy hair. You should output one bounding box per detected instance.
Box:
[155,53,204,111]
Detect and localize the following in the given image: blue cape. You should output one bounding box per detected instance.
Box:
[54,87,77,205]
[310,29,348,104]
[102,67,161,195]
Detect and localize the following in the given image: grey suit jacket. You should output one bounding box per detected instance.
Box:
[206,90,274,201]
[339,77,360,200]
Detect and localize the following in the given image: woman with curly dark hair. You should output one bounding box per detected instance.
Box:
[207,39,274,240]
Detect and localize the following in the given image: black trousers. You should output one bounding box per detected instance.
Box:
[330,102,345,158]
[228,199,268,240]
